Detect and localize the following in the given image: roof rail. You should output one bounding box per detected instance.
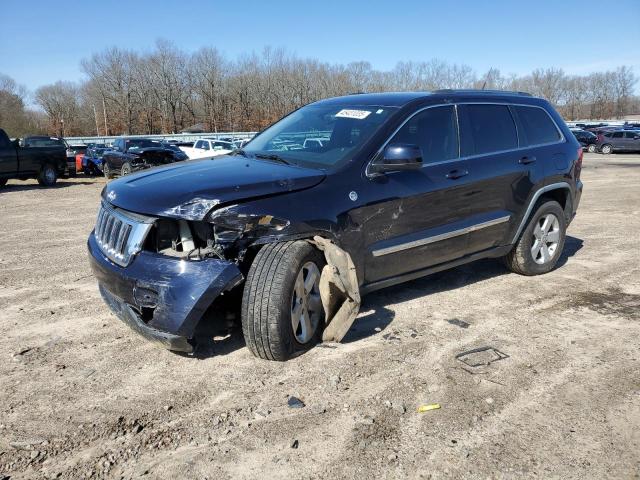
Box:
[433,89,532,97]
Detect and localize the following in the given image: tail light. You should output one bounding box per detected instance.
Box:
[575,147,583,180]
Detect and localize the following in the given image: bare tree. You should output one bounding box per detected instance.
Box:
[26,40,640,135]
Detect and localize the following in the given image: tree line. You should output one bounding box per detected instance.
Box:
[0,39,638,138]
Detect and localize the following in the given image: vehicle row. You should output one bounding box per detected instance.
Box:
[571,126,640,154]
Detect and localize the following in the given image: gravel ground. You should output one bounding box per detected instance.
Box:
[0,153,639,479]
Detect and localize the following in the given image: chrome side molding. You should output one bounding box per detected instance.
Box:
[372,215,511,257]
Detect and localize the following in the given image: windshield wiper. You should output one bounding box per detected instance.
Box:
[232,148,248,157]
[254,153,291,165]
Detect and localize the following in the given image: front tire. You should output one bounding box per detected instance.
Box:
[37,164,58,187]
[600,144,613,154]
[241,241,325,361]
[121,162,132,176]
[103,162,114,179]
[503,200,566,276]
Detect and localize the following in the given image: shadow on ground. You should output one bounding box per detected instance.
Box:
[342,235,583,343]
[178,236,584,356]
[0,180,98,192]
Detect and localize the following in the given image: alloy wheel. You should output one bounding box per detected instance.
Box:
[290,261,322,344]
[531,213,561,265]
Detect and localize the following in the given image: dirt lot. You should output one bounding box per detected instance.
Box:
[0,153,639,479]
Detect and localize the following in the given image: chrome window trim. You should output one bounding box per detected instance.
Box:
[372,215,511,257]
[510,182,571,244]
[366,101,566,177]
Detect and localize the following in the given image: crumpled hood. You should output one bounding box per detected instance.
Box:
[103,155,326,220]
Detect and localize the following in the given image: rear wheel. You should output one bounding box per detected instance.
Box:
[37,164,58,187]
[600,144,613,154]
[587,144,596,153]
[121,162,132,176]
[241,241,325,361]
[503,200,566,276]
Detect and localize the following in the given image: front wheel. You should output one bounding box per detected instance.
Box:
[103,162,114,179]
[241,241,325,361]
[600,144,613,154]
[37,164,58,187]
[587,144,596,153]
[121,162,132,176]
[503,200,566,276]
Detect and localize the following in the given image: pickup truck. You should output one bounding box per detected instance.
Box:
[180,138,235,160]
[0,129,67,188]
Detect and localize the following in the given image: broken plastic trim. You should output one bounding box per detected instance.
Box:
[308,236,361,342]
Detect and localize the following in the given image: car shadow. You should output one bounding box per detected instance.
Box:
[0,181,97,192]
[181,235,584,357]
[343,235,583,342]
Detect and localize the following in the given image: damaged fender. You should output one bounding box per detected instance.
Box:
[309,236,361,342]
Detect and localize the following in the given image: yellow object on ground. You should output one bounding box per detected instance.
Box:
[417,403,441,413]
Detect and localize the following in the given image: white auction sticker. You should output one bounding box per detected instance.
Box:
[335,109,371,120]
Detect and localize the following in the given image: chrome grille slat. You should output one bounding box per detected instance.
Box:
[94,202,153,267]
[110,220,122,249]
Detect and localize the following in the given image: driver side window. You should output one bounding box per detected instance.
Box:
[390,106,459,164]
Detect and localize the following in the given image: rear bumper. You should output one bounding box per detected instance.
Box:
[571,180,583,223]
[87,233,243,352]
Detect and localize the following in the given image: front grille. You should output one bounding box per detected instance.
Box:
[94,202,153,267]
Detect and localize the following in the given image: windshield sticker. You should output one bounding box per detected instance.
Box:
[335,109,371,120]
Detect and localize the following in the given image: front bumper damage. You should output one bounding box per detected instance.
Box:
[88,233,243,353]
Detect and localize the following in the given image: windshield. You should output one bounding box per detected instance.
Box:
[126,139,161,151]
[243,104,398,168]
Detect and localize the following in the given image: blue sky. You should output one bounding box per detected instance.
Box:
[1,0,639,94]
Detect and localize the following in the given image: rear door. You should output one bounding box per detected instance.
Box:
[362,105,473,283]
[456,103,550,254]
[624,131,640,150]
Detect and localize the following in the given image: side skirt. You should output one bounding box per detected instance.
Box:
[360,244,513,295]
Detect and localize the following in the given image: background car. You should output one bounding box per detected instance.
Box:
[571,129,598,152]
[597,129,640,154]
[102,137,187,178]
[81,146,111,175]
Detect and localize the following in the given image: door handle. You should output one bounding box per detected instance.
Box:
[446,169,469,180]
[519,155,537,164]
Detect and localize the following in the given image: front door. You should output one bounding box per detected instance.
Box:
[359,105,474,284]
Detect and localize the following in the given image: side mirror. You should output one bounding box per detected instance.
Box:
[370,143,423,174]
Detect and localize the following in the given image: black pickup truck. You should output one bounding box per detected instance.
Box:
[0,129,67,188]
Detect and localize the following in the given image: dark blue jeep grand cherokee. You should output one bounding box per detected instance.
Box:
[88,90,583,360]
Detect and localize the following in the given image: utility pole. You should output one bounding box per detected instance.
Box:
[102,96,108,136]
[92,104,100,136]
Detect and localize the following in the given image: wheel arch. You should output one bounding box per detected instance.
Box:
[511,182,571,244]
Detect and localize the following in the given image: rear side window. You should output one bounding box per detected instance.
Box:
[612,132,623,138]
[515,106,562,146]
[390,105,458,164]
[460,104,517,156]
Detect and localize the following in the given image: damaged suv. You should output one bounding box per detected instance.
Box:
[88,90,583,360]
